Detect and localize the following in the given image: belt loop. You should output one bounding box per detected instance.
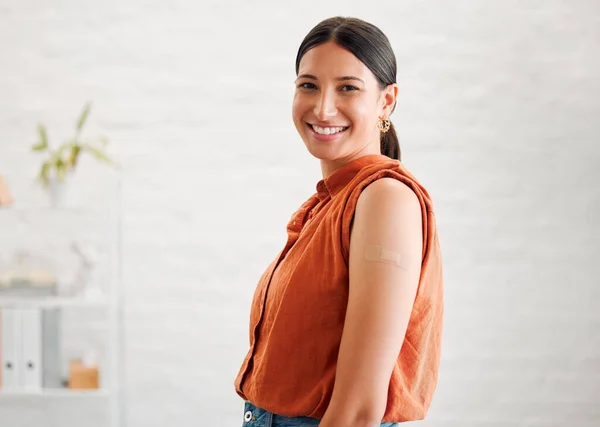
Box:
[265,410,273,427]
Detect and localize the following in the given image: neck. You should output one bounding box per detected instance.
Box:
[320,146,382,180]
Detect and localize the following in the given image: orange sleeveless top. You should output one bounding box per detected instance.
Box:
[234,154,444,422]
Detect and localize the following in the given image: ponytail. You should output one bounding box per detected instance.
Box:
[380,121,401,161]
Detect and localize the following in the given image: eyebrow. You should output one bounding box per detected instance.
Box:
[296,74,365,84]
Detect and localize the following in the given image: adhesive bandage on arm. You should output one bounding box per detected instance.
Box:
[364,245,409,270]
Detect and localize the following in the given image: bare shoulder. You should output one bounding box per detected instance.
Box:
[356,177,420,215]
[351,177,422,248]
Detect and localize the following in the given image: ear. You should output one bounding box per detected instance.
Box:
[379,83,398,117]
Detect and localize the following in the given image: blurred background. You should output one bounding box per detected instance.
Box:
[0,1,598,426]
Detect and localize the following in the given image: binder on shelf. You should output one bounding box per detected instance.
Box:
[1,308,22,389]
[21,308,42,390]
[42,308,62,388]
[0,307,63,391]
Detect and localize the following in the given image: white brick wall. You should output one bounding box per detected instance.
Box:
[1,1,599,426]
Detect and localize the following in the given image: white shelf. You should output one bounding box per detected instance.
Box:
[0,205,99,213]
[0,172,125,426]
[0,296,108,309]
[0,388,109,398]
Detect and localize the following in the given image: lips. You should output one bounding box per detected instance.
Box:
[306,122,350,138]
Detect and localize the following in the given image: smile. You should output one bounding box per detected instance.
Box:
[307,123,350,137]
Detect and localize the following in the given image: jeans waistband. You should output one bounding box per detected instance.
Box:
[241,401,399,427]
[242,401,320,427]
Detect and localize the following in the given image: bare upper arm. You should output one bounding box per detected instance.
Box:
[322,178,423,424]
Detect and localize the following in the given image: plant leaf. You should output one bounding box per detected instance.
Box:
[57,163,67,180]
[68,145,81,168]
[76,102,92,132]
[81,143,114,165]
[33,124,48,151]
[39,161,51,187]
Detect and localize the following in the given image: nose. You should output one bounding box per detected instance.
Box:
[313,89,338,120]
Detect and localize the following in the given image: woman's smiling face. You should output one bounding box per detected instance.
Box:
[292,41,396,164]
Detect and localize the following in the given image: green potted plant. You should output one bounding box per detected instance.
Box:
[32,102,114,206]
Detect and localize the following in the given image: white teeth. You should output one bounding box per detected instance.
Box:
[311,125,347,135]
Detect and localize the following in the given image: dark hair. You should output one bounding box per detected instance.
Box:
[295,17,400,161]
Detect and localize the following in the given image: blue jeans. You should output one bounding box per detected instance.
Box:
[242,401,399,427]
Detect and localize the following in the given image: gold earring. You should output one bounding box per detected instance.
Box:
[377,117,391,133]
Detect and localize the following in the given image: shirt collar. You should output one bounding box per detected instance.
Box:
[315,154,392,201]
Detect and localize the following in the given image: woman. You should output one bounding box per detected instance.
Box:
[234,16,443,427]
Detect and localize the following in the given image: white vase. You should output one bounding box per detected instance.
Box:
[48,175,70,208]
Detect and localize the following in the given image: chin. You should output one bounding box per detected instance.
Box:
[303,142,345,162]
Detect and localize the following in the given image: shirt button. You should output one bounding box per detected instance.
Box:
[244,410,253,422]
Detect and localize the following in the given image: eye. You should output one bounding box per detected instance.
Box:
[297,82,316,90]
[341,85,359,92]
